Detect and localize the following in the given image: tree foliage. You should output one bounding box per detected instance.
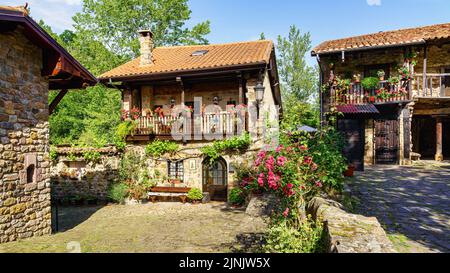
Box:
[73,0,211,59]
[276,25,320,130]
[277,25,318,103]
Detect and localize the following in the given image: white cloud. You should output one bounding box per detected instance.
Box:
[367,0,382,6]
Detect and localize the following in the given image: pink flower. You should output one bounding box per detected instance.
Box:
[257,150,266,159]
[282,207,290,218]
[300,145,308,151]
[275,145,283,153]
[303,156,313,165]
[277,156,287,166]
[315,181,323,188]
[267,170,278,190]
[286,146,293,152]
[254,157,262,167]
[311,163,318,171]
[287,183,293,189]
[258,173,265,187]
[265,156,275,170]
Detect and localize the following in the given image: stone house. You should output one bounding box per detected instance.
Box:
[312,22,450,170]
[0,6,96,243]
[99,31,282,201]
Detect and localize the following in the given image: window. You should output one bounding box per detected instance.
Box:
[364,64,390,79]
[191,50,209,56]
[168,160,184,181]
[26,164,35,183]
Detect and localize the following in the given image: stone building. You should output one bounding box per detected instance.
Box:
[312,22,450,170]
[99,31,282,201]
[0,6,96,243]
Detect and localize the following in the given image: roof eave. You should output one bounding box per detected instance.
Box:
[98,62,268,83]
[311,40,427,57]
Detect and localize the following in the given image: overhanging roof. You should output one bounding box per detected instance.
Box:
[312,22,450,56]
[0,5,97,90]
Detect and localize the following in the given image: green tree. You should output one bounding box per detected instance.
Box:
[276,25,320,130]
[72,0,211,60]
[277,25,318,103]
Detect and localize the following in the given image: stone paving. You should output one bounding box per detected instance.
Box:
[0,202,266,253]
[347,162,450,253]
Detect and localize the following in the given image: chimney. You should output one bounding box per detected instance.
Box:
[138,30,154,66]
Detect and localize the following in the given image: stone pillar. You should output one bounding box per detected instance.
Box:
[364,119,374,165]
[435,117,443,161]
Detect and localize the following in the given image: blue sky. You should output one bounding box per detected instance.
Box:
[3,0,450,64]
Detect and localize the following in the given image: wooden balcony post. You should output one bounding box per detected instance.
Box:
[422,45,428,96]
[435,116,443,161]
[49,89,68,115]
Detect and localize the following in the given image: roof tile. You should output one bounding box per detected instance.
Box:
[99,40,273,80]
[313,22,450,55]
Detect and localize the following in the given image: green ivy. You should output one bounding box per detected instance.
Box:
[83,151,102,163]
[49,146,58,162]
[114,120,136,150]
[67,152,77,161]
[361,77,380,90]
[145,140,179,158]
[201,133,251,164]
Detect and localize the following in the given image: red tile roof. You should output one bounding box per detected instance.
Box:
[336,104,380,114]
[312,22,450,55]
[99,40,274,80]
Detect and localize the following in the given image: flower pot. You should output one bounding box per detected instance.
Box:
[344,165,355,177]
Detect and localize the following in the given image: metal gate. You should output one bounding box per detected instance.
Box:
[375,119,399,164]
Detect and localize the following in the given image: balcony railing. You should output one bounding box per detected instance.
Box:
[134,111,248,137]
[413,73,450,98]
[331,81,410,105]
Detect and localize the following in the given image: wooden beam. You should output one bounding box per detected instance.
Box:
[422,45,428,96]
[413,108,450,115]
[237,72,243,105]
[49,89,68,115]
[176,77,185,106]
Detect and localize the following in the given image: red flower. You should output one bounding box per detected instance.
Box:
[282,207,290,218]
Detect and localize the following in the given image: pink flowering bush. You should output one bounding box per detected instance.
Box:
[240,127,347,224]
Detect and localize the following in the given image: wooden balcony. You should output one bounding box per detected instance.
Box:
[130,111,248,140]
[331,81,410,106]
[413,73,450,98]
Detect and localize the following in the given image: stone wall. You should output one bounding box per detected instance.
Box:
[0,27,52,243]
[50,146,121,203]
[307,197,396,253]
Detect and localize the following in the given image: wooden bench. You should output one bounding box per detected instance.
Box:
[148,186,191,203]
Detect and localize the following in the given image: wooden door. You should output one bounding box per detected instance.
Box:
[202,158,227,201]
[337,119,365,171]
[375,119,399,164]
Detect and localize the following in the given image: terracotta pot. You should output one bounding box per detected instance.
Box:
[344,165,355,177]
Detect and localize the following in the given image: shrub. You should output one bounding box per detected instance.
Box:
[187,188,203,201]
[145,140,179,157]
[229,188,246,206]
[263,217,326,253]
[361,77,380,90]
[107,183,129,203]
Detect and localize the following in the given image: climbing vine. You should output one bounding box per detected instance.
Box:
[201,133,251,164]
[145,140,179,158]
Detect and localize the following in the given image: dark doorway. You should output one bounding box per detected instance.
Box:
[413,116,450,160]
[375,119,399,164]
[202,157,227,201]
[337,119,365,171]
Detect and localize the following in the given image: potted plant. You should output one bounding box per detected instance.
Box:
[377,70,385,81]
[344,164,355,177]
[353,73,361,83]
[361,77,380,91]
[187,188,203,204]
